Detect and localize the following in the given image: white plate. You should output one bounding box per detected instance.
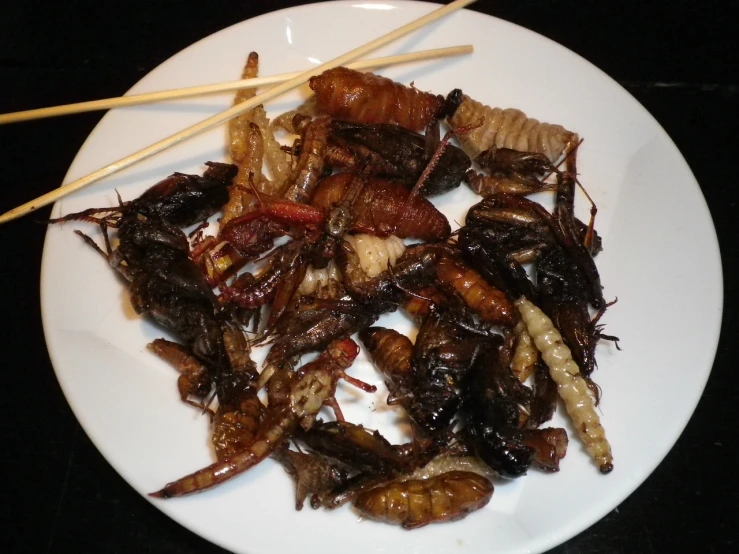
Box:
[40,1,723,553]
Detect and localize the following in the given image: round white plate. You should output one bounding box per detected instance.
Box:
[41,1,722,553]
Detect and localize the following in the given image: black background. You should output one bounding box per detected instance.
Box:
[1,1,737,552]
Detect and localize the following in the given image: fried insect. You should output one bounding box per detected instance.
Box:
[271,447,349,510]
[527,172,616,377]
[359,327,414,385]
[218,169,368,307]
[222,51,290,226]
[299,421,409,475]
[462,205,611,382]
[338,241,437,312]
[224,52,264,224]
[51,162,239,402]
[464,193,602,260]
[409,312,487,435]
[61,60,624,526]
[311,172,451,241]
[515,296,613,473]
[147,339,212,410]
[217,188,324,264]
[219,240,307,333]
[434,254,517,327]
[150,339,372,497]
[258,298,378,388]
[522,427,568,472]
[329,120,470,196]
[309,67,460,132]
[463,342,535,478]
[465,146,560,197]
[551,172,605,309]
[220,241,303,309]
[353,471,493,529]
[448,94,576,161]
[536,246,605,378]
[362,313,487,437]
[128,162,235,226]
[211,325,262,460]
[226,52,291,203]
[282,116,331,203]
[461,191,612,375]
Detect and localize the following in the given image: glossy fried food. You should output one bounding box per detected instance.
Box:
[311,172,451,241]
[354,471,493,529]
[309,67,447,132]
[57,60,618,529]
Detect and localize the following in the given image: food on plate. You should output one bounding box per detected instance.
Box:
[309,66,459,132]
[225,52,291,225]
[353,471,494,529]
[328,119,471,196]
[447,93,577,161]
[515,296,613,473]
[51,59,618,527]
[311,172,451,240]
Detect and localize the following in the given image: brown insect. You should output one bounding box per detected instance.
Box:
[353,471,493,529]
[435,254,517,327]
[146,339,212,411]
[309,67,458,132]
[282,115,332,204]
[311,172,451,241]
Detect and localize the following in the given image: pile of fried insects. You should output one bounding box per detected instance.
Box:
[53,52,618,530]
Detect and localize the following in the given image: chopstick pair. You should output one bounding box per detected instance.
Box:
[0,0,477,224]
[0,45,472,125]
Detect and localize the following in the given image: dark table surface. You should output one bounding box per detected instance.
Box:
[2,1,737,552]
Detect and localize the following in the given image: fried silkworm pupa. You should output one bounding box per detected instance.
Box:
[435,254,517,327]
[401,285,446,325]
[359,327,416,416]
[309,66,460,132]
[359,327,414,384]
[354,471,493,529]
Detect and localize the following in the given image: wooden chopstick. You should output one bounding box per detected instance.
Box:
[0,45,473,125]
[0,0,477,224]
